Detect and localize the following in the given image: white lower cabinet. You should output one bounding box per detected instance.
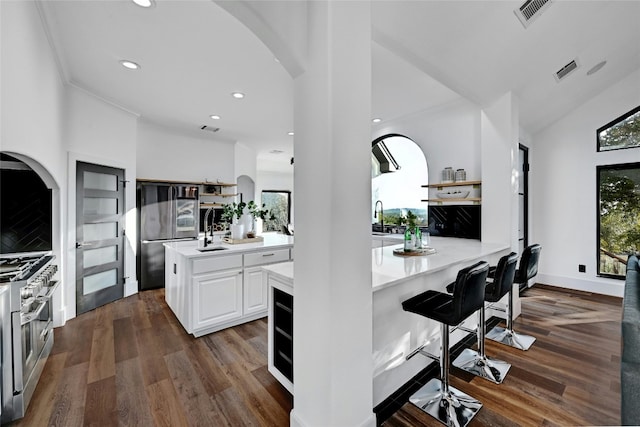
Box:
[165,245,291,337]
[192,268,243,330]
[243,266,268,316]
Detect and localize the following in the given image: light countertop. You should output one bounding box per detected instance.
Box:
[164,233,294,258]
[263,236,509,292]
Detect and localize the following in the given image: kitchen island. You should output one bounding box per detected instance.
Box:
[263,236,511,405]
[164,233,294,337]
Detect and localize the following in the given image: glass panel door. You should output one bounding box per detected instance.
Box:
[76,161,125,314]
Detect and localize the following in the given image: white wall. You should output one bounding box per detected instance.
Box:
[372,99,481,186]
[65,85,139,318]
[137,119,235,183]
[234,142,257,192]
[1,0,67,325]
[1,1,66,184]
[531,68,640,297]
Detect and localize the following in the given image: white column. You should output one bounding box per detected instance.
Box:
[480,92,520,250]
[291,2,374,426]
[481,92,522,317]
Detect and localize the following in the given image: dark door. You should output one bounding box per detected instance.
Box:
[76,161,125,314]
[518,144,529,253]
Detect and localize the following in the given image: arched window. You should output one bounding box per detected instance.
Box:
[371,134,428,229]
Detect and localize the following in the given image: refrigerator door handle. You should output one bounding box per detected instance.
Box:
[170,185,177,240]
[141,238,197,244]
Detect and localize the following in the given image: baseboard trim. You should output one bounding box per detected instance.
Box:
[536,273,624,298]
[290,409,376,427]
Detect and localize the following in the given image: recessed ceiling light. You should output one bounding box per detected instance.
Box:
[209,115,221,120]
[372,118,382,123]
[231,92,245,99]
[120,60,140,70]
[587,60,607,76]
[287,131,294,136]
[132,0,153,7]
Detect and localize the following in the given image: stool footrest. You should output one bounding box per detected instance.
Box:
[409,378,482,427]
[406,344,439,362]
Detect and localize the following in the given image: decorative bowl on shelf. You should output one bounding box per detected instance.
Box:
[437,190,470,199]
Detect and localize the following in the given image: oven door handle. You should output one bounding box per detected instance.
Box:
[40,320,53,340]
[20,300,46,326]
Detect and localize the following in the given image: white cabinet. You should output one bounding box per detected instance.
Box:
[243,266,268,315]
[193,269,243,329]
[165,244,292,337]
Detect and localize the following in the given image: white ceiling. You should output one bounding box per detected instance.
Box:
[39,0,640,172]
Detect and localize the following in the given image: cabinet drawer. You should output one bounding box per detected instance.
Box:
[244,249,289,267]
[192,254,243,275]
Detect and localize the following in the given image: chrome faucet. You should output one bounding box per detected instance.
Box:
[374,200,384,233]
[203,207,215,247]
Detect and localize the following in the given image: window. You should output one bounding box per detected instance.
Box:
[597,105,640,152]
[597,163,640,278]
[371,134,429,229]
[261,190,291,232]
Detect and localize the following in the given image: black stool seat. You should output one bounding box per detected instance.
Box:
[452,252,518,384]
[401,261,489,427]
[513,243,542,292]
[403,261,489,326]
[486,252,519,303]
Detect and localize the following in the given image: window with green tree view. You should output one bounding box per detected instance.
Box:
[261,190,291,232]
[597,105,640,151]
[597,163,640,278]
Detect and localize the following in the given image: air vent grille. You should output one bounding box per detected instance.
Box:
[515,0,553,28]
[554,59,579,82]
[200,125,220,133]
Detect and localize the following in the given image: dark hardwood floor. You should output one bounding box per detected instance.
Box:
[383,285,622,427]
[10,284,621,426]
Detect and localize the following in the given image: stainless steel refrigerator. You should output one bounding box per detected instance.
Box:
[137,182,199,290]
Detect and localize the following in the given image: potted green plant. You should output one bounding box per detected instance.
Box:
[246,201,275,237]
[405,210,417,229]
[403,210,422,251]
[221,201,246,239]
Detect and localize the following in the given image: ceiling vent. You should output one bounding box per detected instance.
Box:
[200,125,220,133]
[554,59,579,82]
[514,0,553,28]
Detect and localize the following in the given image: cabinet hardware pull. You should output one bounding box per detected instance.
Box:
[262,253,275,257]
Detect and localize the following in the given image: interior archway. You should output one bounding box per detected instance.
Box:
[371,134,428,230]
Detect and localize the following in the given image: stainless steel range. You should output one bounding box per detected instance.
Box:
[0,252,59,423]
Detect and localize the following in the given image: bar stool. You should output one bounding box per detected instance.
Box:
[402,261,489,427]
[486,244,542,350]
[452,252,518,384]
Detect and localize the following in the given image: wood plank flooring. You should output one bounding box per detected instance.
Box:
[9,289,292,427]
[383,285,622,427]
[8,284,621,426]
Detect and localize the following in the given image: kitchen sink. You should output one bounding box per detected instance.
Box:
[197,246,228,252]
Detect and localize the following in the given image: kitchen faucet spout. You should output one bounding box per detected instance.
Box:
[374,200,384,233]
[203,207,215,247]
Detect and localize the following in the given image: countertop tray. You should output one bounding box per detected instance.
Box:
[223,236,264,244]
[393,247,437,257]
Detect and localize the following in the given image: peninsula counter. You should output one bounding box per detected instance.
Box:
[263,236,511,405]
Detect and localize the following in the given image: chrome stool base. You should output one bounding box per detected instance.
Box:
[409,378,482,427]
[486,326,536,351]
[453,348,511,384]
